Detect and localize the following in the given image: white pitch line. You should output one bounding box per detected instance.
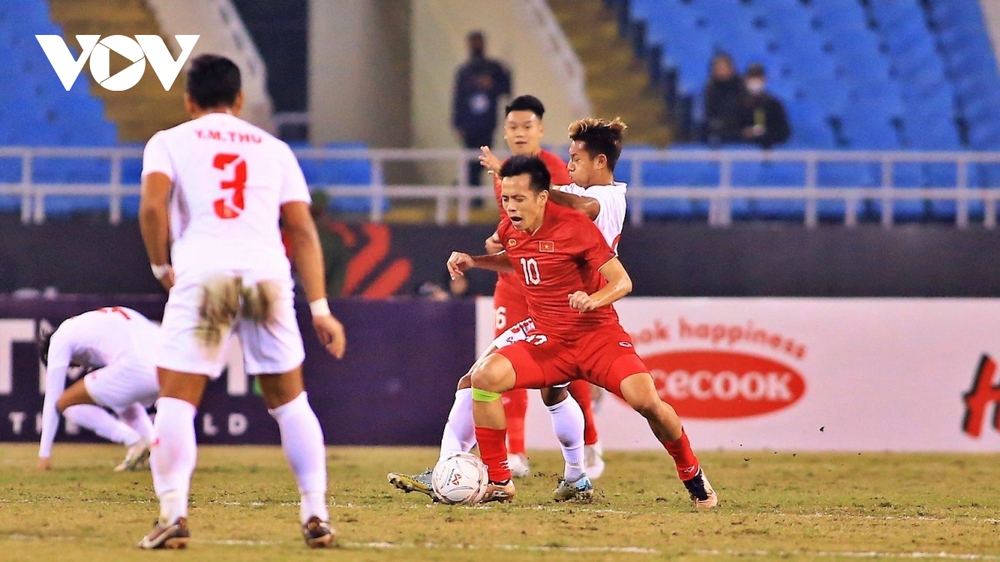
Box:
[695,549,1000,560]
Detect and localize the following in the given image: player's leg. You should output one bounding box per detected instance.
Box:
[616,372,717,508]
[142,368,208,549]
[256,368,333,548]
[567,379,605,479]
[469,353,519,501]
[141,274,234,549]
[56,376,145,450]
[538,385,588,498]
[243,277,333,548]
[80,359,160,471]
[502,388,530,475]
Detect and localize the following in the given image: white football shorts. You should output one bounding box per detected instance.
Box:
[158,271,306,378]
[83,358,159,413]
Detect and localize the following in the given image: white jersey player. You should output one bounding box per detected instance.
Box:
[137,54,345,550]
[388,117,629,503]
[37,306,160,472]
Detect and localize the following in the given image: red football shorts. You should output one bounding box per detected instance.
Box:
[493,275,530,337]
[497,324,647,399]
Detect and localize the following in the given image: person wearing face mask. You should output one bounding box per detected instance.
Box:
[740,63,791,148]
[452,30,512,187]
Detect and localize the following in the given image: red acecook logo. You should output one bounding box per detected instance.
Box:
[645,351,806,419]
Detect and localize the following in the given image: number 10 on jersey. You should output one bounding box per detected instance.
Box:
[520,258,540,285]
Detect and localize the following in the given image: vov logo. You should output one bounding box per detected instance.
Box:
[35,34,199,92]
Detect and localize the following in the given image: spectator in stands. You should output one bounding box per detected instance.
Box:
[452,30,512,187]
[703,52,746,146]
[739,63,790,148]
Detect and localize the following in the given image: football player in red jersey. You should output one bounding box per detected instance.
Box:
[478,95,603,478]
[446,155,718,508]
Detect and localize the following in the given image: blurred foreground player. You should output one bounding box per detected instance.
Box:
[389,117,629,501]
[138,54,346,549]
[37,307,160,472]
[448,155,718,507]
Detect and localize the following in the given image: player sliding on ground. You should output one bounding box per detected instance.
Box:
[389,116,629,502]
[137,54,346,549]
[449,155,718,507]
[37,307,161,472]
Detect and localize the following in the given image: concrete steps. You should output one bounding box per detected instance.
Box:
[547,0,674,146]
[48,0,189,142]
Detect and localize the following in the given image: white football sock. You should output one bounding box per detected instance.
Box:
[118,403,154,442]
[439,388,475,460]
[547,396,586,482]
[150,397,198,525]
[269,392,329,525]
[63,404,141,446]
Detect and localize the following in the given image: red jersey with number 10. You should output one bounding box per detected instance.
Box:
[497,201,620,339]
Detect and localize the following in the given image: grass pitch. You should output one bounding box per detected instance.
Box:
[0,444,998,561]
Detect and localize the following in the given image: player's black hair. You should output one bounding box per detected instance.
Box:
[37,322,53,367]
[568,117,627,172]
[186,54,242,110]
[505,95,545,118]
[499,155,551,194]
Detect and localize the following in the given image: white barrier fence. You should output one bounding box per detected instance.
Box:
[3,146,1000,228]
[475,297,1000,452]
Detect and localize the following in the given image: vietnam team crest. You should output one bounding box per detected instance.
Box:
[539,241,555,252]
[508,239,517,247]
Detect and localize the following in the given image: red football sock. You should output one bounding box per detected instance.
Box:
[502,389,528,455]
[568,380,599,446]
[661,428,700,481]
[475,426,511,482]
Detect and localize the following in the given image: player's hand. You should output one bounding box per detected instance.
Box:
[313,314,346,359]
[447,252,475,279]
[484,232,503,254]
[479,146,502,176]
[156,265,175,292]
[37,457,52,471]
[568,291,597,313]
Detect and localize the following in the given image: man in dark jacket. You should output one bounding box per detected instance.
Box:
[452,31,512,186]
[740,63,791,148]
[703,53,745,145]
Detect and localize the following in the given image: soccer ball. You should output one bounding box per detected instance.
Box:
[431,452,489,505]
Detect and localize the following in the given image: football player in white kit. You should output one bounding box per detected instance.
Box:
[388,117,629,503]
[37,306,160,472]
[137,54,346,549]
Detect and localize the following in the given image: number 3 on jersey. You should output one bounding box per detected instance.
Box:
[213,153,247,219]
[520,258,541,285]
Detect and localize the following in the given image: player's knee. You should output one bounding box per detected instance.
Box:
[470,356,510,392]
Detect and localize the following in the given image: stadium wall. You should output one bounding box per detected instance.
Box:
[4,219,1000,297]
[308,0,412,148]
[0,296,475,446]
[410,0,583,184]
[476,297,1000,452]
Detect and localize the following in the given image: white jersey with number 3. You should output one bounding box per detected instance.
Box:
[141,112,311,279]
[557,182,627,253]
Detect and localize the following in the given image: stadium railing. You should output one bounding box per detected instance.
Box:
[3,146,1000,229]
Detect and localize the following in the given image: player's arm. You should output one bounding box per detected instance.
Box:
[569,257,632,313]
[447,250,514,278]
[37,332,71,469]
[485,230,503,254]
[547,188,600,220]
[281,201,346,359]
[139,172,174,291]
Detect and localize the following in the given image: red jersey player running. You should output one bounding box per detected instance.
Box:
[447,154,719,507]
[479,95,604,478]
